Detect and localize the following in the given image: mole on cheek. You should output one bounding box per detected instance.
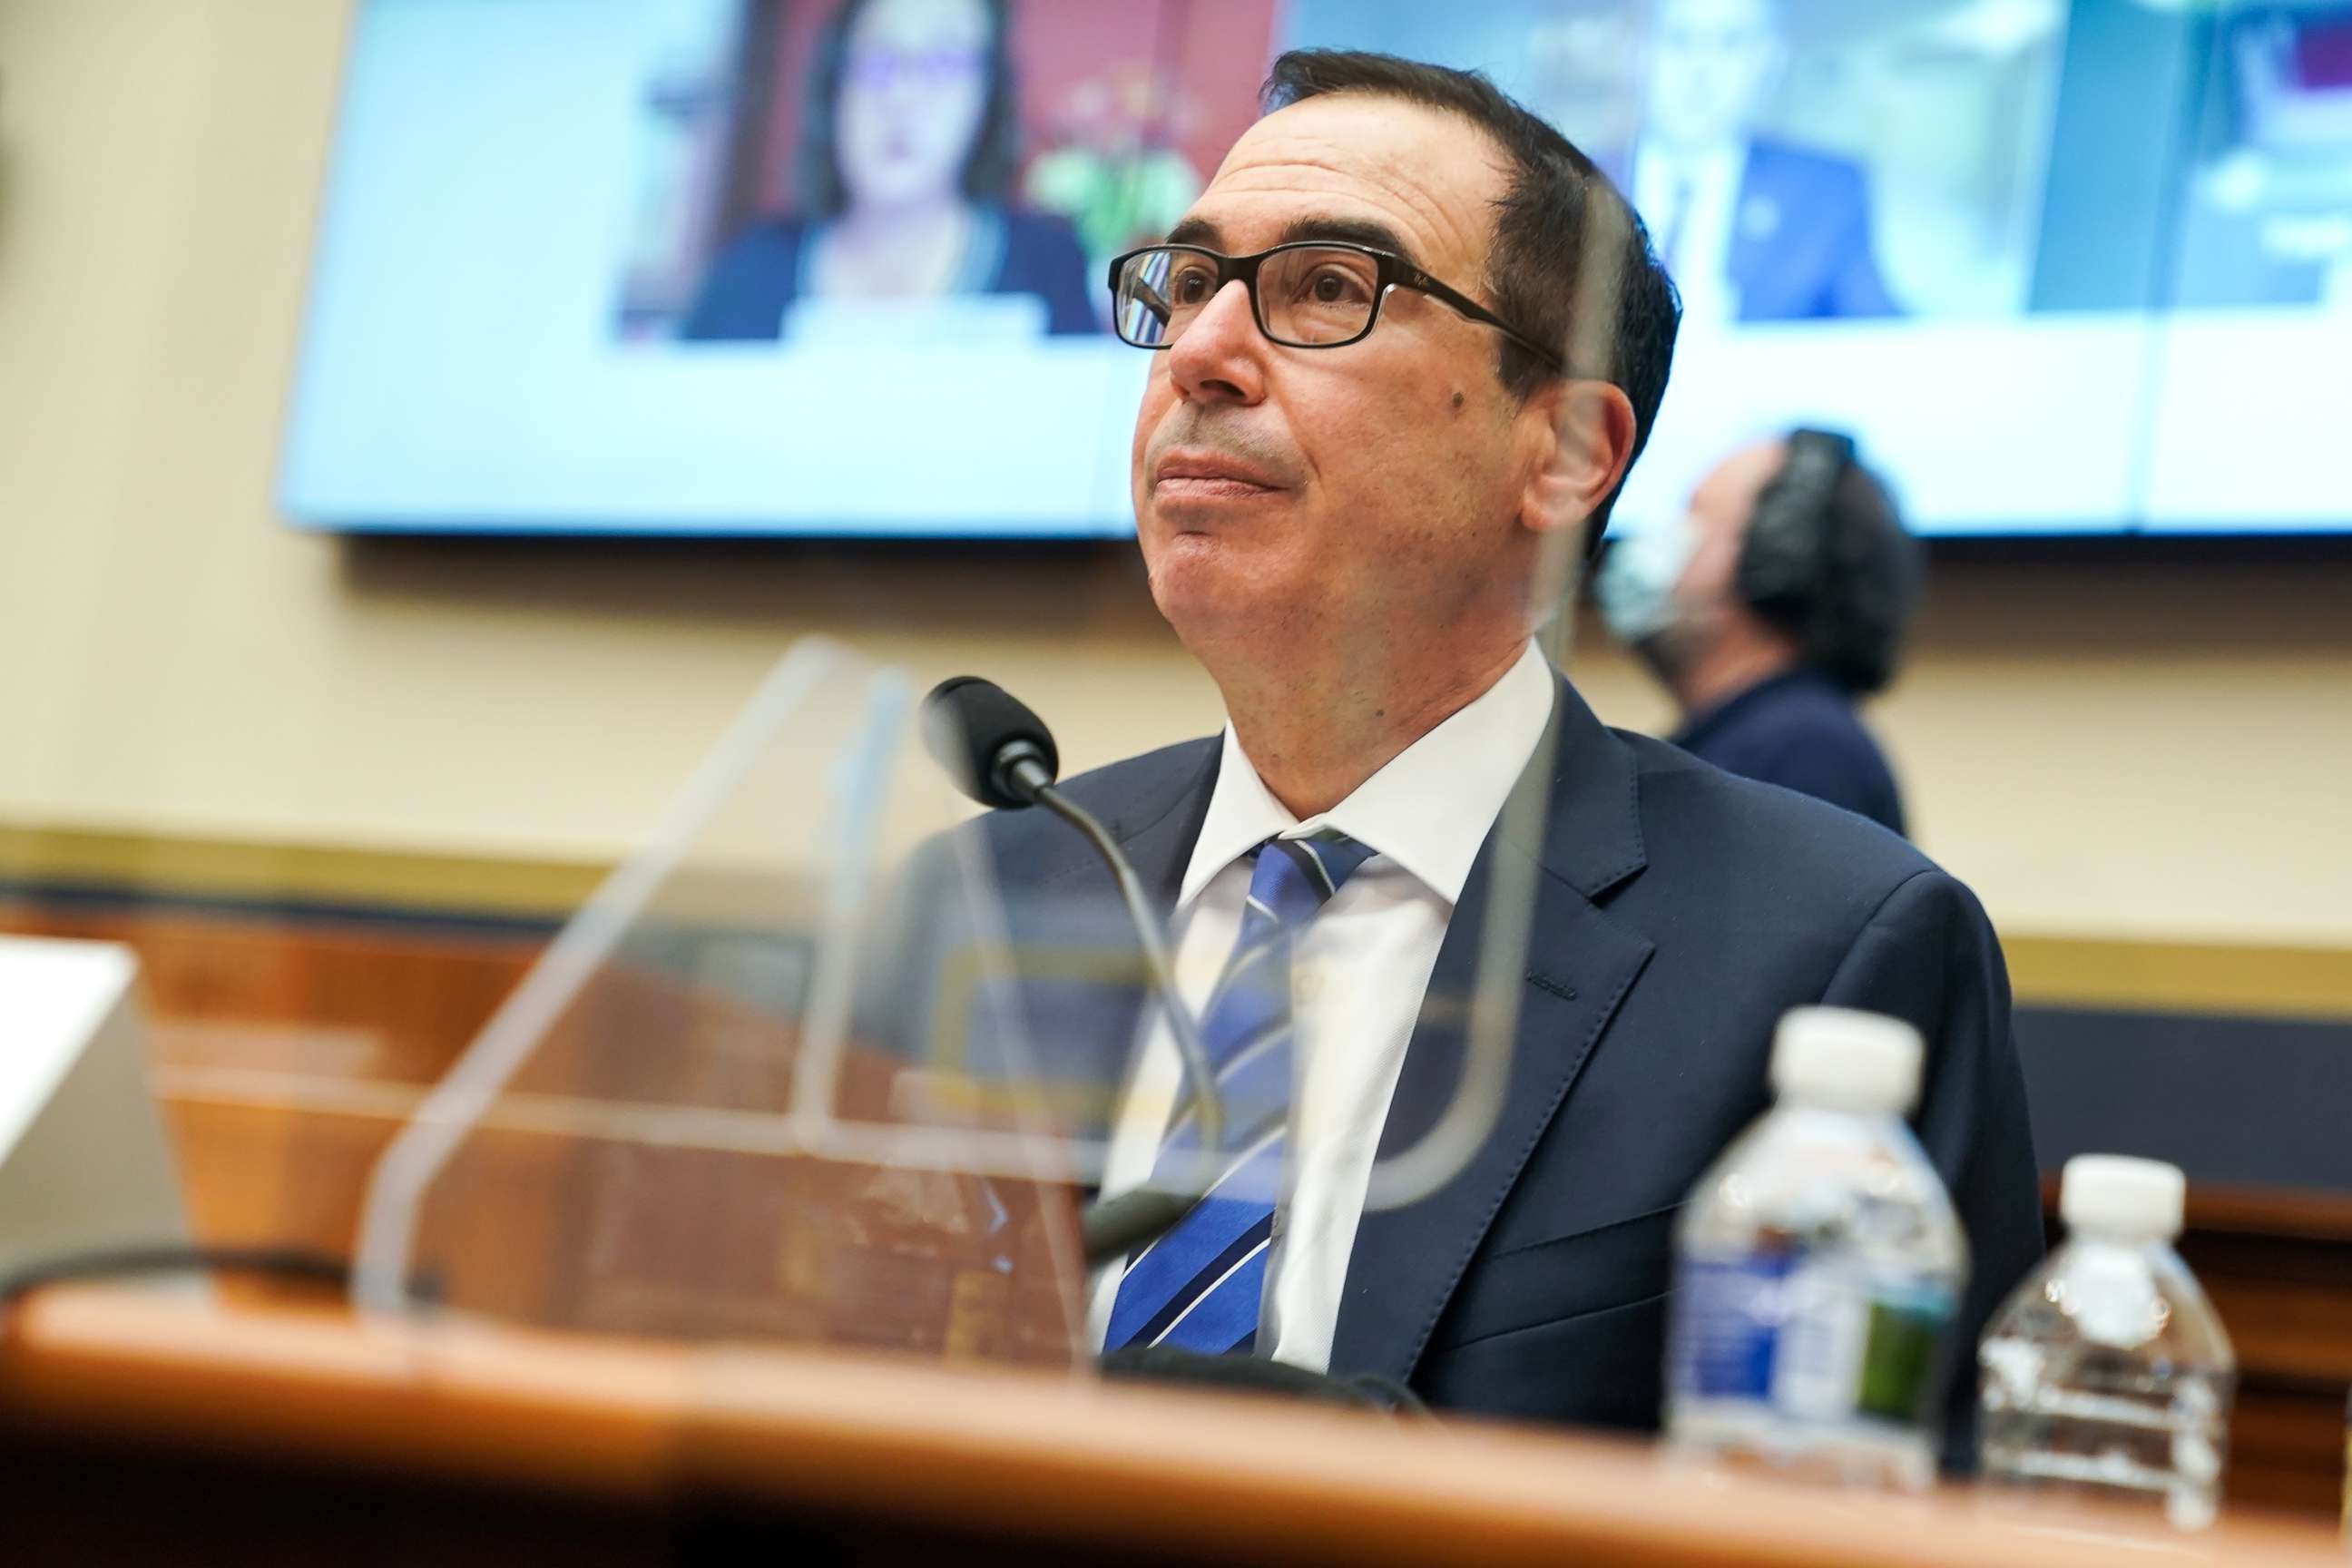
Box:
[1451,390,1465,412]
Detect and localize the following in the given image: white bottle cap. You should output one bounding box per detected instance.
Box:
[1769,1006,1924,1114]
[2060,1154,2186,1240]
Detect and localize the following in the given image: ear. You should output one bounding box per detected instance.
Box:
[1516,378,1638,543]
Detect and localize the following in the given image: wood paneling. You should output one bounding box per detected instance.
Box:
[0,897,543,1283]
[0,897,546,1078]
[2179,1199,2352,1519]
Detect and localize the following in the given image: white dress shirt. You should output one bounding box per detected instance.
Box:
[1087,640,1557,1372]
[1632,140,1745,328]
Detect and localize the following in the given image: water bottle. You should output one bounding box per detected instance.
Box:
[1979,1154,2235,1531]
[2339,1389,2350,1549]
[1665,1006,1969,1490]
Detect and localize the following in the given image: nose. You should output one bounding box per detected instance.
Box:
[1165,279,1268,407]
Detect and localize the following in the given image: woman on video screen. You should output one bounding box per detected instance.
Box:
[682,0,1098,339]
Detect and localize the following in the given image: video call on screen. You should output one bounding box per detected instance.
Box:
[281,0,2352,538]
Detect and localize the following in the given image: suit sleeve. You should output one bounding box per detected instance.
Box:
[1816,867,2043,1474]
[1822,163,1900,318]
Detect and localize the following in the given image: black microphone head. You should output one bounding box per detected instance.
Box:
[921,676,1061,809]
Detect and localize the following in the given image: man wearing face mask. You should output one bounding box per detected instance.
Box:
[1596,430,1919,837]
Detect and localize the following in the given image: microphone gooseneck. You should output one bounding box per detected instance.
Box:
[920,678,1225,1266]
[1076,1188,1200,1268]
[1025,779,1222,1155]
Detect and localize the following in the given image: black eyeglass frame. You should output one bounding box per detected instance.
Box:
[1106,240,1566,373]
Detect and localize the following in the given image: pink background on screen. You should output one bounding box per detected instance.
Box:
[749,0,1285,218]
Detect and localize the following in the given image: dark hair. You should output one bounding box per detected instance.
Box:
[1802,457,1922,697]
[1261,50,1681,544]
[797,0,1024,219]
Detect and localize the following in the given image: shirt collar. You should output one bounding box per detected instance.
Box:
[1178,640,1559,911]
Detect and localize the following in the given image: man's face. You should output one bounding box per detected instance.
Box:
[1642,0,1784,153]
[1676,438,1787,622]
[1129,94,1542,662]
[1602,438,1782,686]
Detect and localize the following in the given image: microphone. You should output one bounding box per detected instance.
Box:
[921,675,1059,808]
[920,677,1222,1268]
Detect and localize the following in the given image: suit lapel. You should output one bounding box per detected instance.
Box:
[1007,740,1220,1131]
[1112,744,1220,926]
[1028,740,1219,921]
[1329,681,1655,1383]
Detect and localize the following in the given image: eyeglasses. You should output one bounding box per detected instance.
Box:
[1106,241,1564,371]
[843,47,985,92]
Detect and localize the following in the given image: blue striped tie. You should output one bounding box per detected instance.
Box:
[1103,830,1378,1356]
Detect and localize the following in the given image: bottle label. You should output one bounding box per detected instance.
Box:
[1671,1254,1954,1425]
[1674,1256,1792,1401]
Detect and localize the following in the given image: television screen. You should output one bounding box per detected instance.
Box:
[281,0,2352,538]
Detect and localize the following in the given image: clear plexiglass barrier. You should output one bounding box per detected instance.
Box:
[346,626,1561,1368]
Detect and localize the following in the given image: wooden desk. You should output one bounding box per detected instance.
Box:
[1,1289,2344,1567]
[5,898,2350,1540]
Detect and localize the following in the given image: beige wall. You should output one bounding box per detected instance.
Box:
[2,0,2347,948]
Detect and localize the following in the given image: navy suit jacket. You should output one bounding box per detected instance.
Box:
[1609,139,1900,321]
[1729,141,1900,321]
[681,205,1099,340]
[1673,669,1907,837]
[914,673,2040,1465]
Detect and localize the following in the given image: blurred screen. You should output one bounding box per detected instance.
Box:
[281,0,2352,537]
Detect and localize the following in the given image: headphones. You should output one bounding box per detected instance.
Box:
[1734,426,1917,694]
[1736,426,1856,631]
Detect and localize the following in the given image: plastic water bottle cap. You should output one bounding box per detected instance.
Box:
[1769,1006,1924,1113]
[2060,1154,2186,1240]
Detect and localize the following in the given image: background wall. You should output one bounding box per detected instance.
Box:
[2,0,2347,950]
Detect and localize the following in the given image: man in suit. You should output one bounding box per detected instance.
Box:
[929,49,2037,1465]
[1630,0,1899,323]
[1595,431,1921,836]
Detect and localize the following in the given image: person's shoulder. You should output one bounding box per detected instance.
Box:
[1617,726,1932,904]
[1055,735,1219,816]
[995,206,1093,282]
[710,217,812,270]
[988,206,1098,331]
[680,218,812,338]
[999,205,1085,251]
[1745,139,1870,199]
[1745,681,1886,759]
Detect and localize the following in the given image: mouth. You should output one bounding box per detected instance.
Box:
[1152,451,1288,502]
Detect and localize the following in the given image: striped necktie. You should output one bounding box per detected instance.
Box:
[1103,830,1378,1356]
